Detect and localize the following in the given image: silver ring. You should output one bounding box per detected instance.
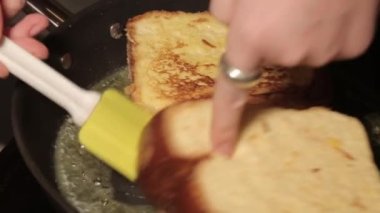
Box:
[219,54,262,89]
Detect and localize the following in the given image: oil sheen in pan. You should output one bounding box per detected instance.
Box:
[54,67,155,213]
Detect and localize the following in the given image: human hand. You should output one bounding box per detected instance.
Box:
[210,0,379,156]
[0,0,49,78]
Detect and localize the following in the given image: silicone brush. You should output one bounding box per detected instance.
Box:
[0,37,153,181]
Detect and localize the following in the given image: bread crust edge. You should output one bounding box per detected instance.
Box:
[137,103,211,212]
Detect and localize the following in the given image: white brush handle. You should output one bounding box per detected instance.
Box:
[0,37,100,126]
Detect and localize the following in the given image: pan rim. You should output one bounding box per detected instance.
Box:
[11,84,77,213]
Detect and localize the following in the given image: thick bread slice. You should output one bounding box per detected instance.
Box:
[126,11,315,112]
[138,100,380,213]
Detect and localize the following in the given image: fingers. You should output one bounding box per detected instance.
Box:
[12,37,48,59]
[210,0,257,156]
[211,73,248,156]
[224,0,263,73]
[336,15,376,60]
[0,13,49,78]
[2,0,25,18]
[8,14,49,59]
[8,14,49,38]
[0,63,9,78]
[211,0,261,70]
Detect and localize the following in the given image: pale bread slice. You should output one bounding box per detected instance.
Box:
[138,100,380,212]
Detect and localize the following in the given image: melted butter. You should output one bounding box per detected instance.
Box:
[54,68,155,213]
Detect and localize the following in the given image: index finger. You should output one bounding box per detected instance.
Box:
[211,72,248,156]
[225,0,263,72]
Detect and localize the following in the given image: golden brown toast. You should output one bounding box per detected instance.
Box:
[126,11,315,112]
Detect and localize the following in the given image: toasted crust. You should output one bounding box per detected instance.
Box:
[137,104,210,212]
[125,11,315,112]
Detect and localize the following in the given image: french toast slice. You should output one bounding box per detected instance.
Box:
[138,100,380,212]
[126,11,314,112]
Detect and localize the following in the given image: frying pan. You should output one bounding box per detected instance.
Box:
[9,0,380,212]
[11,0,208,212]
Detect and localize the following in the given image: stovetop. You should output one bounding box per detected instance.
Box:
[53,0,99,13]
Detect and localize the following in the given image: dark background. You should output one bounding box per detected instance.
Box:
[0,77,14,147]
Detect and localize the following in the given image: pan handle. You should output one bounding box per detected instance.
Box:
[23,0,72,28]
